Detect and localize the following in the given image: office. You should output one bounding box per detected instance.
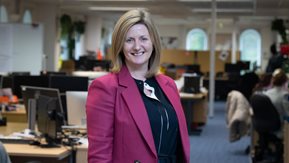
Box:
[1,0,288,72]
[1,0,289,163]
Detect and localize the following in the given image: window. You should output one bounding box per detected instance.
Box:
[239,29,261,70]
[22,10,32,24]
[0,5,8,23]
[186,28,208,51]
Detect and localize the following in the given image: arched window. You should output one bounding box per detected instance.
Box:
[0,5,8,23]
[22,10,32,24]
[186,28,208,51]
[239,29,261,70]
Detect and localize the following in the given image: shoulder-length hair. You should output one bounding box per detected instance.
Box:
[111,9,161,78]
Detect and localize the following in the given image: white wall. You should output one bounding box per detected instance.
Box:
[0,23,43,74]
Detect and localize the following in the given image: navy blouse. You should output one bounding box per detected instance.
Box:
[134,77,180,163]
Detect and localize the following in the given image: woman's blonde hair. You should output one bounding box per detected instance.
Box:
[272,68,288,86]
[111,9,161,78]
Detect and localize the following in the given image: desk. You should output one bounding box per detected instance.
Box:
[76,143,88,163]
[3,143,71,163]
[1,122,72,163]
[0,122,27,135]
[1,105,27,123]
[180,92,208,135]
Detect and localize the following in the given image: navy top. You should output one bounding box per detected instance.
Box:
[134,77,180,163]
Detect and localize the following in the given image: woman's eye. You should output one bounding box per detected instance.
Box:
[141,37,148,41]
[126,38,133,43]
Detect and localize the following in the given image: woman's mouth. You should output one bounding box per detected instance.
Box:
[132,52,144,56]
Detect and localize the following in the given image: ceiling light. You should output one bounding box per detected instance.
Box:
[89,7,146,11]
[179,0,252,2]
[78,0,149,1]
[192,8,253,13]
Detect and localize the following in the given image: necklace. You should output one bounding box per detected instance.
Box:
[143,82,159,101]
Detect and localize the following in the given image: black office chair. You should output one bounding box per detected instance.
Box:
[250,93,283,163]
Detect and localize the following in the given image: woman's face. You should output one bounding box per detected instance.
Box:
[123,23,153,70]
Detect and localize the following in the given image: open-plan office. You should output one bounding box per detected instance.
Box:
[1,0,289,163]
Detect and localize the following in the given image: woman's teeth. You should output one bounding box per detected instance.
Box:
[133,52,143,56]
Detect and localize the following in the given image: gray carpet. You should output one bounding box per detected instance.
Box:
[189,101,251,163]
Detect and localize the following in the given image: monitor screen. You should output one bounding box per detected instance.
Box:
[184,64,200,74]
[183,73,201,93]
[21,86,66,147]
[12,75,49,99]
[236,61,250,70]
[0,75,2,88]
[224,63,241,73]
[66,91,87,127]
[49,76,89,94]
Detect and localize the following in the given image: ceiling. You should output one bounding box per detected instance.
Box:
[29,0,289,24]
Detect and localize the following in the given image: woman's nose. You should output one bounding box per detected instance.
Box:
[133,40,141,50]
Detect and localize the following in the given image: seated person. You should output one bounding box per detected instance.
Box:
[264,68,289,138]
[253,73,272,93]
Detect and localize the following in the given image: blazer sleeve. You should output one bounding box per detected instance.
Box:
[86,77,116,163]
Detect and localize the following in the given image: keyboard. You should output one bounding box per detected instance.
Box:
[0,137,33,144]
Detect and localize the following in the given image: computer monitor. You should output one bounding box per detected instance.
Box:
[224,63,241,73]
[236,61,250,70]
[49,75,88,121]
[0,75,2,88]
[12,75,49,99]
[76,57,111,71]
[184,64,200,74]
[40,71,67,76]
[49,76,89,94]
[66,91,87,127]
[10,71,31,76]
[21,86,66,147]
[183,73,201,93]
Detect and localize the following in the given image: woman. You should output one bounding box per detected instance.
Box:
[86,9,190,163]
[264,68,289,128]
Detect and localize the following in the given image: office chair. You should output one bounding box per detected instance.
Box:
[250,93,283,163]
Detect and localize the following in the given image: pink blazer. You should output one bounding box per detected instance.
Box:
[86,66,190,163]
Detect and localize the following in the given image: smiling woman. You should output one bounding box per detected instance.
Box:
[86,9,190,163]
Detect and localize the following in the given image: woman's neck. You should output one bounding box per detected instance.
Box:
[127,65,147,81]
[130,70,147,81]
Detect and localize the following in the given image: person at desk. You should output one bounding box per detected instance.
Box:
[266,43,284,73]
[264,68,289,138]
[86,9,190,163]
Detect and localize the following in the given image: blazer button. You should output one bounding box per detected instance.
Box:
[134,160,141,163]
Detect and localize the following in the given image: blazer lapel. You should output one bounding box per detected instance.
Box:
[156,75,183,117]
[156,75,190,160]
[117,66,157,158]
